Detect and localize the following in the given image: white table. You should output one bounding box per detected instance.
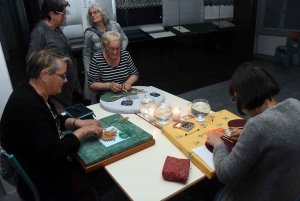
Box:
[87,87,205,201]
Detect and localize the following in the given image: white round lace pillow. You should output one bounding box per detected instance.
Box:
[100,86,165,114]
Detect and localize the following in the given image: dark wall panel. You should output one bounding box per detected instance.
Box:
[116,6,162,27]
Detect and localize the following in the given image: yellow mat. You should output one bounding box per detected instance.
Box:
[161,110,242,178]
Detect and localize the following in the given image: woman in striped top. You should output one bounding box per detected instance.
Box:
[88,31,139,103]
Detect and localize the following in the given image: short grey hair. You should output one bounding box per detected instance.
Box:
[87,3,110,26]
[27,49,72,79]
[102,31,122,47]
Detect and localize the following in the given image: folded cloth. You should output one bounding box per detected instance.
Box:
[162,156,190,181]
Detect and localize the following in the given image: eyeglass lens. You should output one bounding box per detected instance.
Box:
[54,72,67,80]
[89,10,99,16]
[56,11,66,16]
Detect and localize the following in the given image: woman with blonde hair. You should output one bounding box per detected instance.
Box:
[83,3,128,102]
[88,31,138,103]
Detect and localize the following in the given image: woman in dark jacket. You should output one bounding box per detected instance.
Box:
[1,49,103,201]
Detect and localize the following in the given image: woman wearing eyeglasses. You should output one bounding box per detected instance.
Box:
[206,62,300,200]
[83,3,128,103]
[1,49,104,201]
[26,0,82,113]
[88,31,138,103]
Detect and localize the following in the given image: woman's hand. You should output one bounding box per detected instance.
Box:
[84,125,104,138]
[75,119,100,128]
[73,125,104,141]
[229,128,243,141]
[110,82,122,92]
[206,133,224,147]
[122,82,132,92]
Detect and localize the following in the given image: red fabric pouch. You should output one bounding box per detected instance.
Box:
[162,156,190,181]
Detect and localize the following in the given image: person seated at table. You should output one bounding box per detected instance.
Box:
[0,49,104,201]
[88,31,139,103]
[206,62,300,200]
[83,2,128,102]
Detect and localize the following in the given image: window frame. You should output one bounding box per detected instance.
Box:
[256,0,300,36]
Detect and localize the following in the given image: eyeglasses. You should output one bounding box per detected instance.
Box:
[89,10,99,17]
[54,72,67,80]
[55,11,66,16]
[105,47,121,52]
[231,95,238,104]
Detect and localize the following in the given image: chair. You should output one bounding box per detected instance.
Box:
[0,149,100,201]
[274,32,300,68]
[0,150,40,201]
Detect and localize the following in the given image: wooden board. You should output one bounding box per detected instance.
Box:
[64,114,156,172]
[78,139,155,173]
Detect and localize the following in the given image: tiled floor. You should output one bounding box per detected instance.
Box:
[1,56,299,200]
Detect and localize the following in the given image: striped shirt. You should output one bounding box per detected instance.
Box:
[88,50,139,97]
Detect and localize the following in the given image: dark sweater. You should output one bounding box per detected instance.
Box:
[26,20,80,106]
[0,82,80,200]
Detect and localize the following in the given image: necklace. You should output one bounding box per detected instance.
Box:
[45,101,51,110]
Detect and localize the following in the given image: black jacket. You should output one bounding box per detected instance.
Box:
[0,82,80,200]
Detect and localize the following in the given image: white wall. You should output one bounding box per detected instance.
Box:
[61,0,95,39]
[255,34,299,61]
[0,42,13,118]
[61,0,115,39]
[163,0,203,26]
[62,0,207,36]
[97,0,115,21]
[255,35,287,56]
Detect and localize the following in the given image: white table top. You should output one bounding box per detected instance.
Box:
[87,87,205,201]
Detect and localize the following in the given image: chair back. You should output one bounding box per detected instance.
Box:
[289,32,300,41]
[1,150,40,201]
[286,32,300,47]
